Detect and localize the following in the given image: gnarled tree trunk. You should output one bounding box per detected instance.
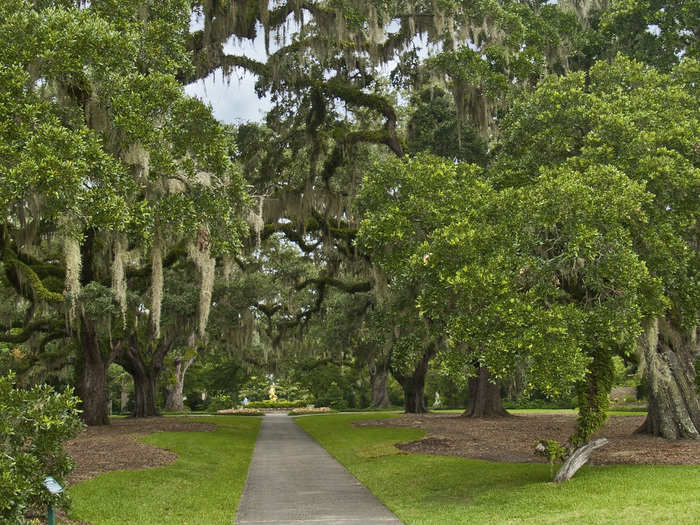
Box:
[369,357,390,408]
[76,318,110,426]
[463,365,508,418]
[637,318,700,439]
[117,336,172,417]
[392,345,436,414]
[163,355,196,412]
[132,369,158,418]
[118,347,160,417]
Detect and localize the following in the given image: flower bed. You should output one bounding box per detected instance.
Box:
[288,407,335,415]
[216,408,264,416]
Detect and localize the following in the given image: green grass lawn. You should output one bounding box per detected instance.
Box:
[432,408,647,416]
[296,413,700,525]
[67,416,261,525]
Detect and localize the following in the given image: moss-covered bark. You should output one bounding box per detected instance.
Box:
[638,318,700,439]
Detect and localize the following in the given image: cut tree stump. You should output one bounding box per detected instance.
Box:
[554,438,609,482]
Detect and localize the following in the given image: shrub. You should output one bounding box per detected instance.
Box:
[314,396,348,410]
[503,398,576,410]
[534,439,568,476]
[247,400,308,409]
[288,407,335,415]
[0,373,83,523]
[207,393,234,413]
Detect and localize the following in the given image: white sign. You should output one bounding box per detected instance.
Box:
[43,477,63,495]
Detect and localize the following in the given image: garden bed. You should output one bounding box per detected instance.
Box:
[354,412,700,465]
[64,417,215,484]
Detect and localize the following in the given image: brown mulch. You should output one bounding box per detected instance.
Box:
[65,417,215,485]
[354,412,700,465]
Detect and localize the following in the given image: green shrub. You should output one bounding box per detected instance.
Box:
[503,398,575,410]
[247,400,308,409]
[207,393,234,413]
[314,396,348,410]
[0,373,83,523]
[239,377,313,403]
[534,439,568,476]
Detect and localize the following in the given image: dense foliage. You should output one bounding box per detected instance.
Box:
[1,0,698,488]
[0,374,82,523]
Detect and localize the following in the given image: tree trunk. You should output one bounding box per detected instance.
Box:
[76,318,110,426]
[554,438,608,482]
[369,357,390,408]
[637,318,700,439]
[164,355,196,412]
[74,229,112,426]
[131,366,159,417]
[403,379,426,413]
[392,345,435,414]
[117,339,169,418]
[463,366,509,417]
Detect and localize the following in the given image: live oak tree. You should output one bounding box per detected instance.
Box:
[357,155,492,414]
[492,56,700,440]
[358,132,659,480]
[193,1,585,398]
[1,0,247,424]
[596,0,699,71]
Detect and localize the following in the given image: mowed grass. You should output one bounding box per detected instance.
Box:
[433,409,648,416]
[295,413,700,525]
[67,416,261,524]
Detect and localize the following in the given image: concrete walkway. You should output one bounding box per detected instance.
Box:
[235,413,402,525]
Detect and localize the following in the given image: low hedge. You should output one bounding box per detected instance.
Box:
[288,407,336,416]
[247,400,309,409]
[502,398,576,410]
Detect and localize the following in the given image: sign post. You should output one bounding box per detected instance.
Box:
[43,476,63,525]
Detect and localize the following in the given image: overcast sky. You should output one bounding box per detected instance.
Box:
[183,16,424,124]
[184,20,277,124]
[185,71,273,124]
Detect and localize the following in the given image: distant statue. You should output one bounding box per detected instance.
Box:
[433,391,442,409]
[268,384,277,402]
[242,396,249,407]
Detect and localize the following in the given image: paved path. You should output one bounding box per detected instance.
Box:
[235,413,402,525]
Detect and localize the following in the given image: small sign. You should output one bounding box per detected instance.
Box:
[43,477,63,495]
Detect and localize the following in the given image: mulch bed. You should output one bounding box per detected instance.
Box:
[354,412,700,465]
[65,417,215,485]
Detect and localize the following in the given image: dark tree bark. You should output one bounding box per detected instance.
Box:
[463,365,509,418]
[117,336,172,418]
[75,317,110,426]
[391,345,436,414]
[369,357,390,408]
[131,366,159,418]
[75,229,114,426]
[637,318,700,439]
[163,355,196,412]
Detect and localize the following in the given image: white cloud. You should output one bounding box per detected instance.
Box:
[185,72,273,124]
